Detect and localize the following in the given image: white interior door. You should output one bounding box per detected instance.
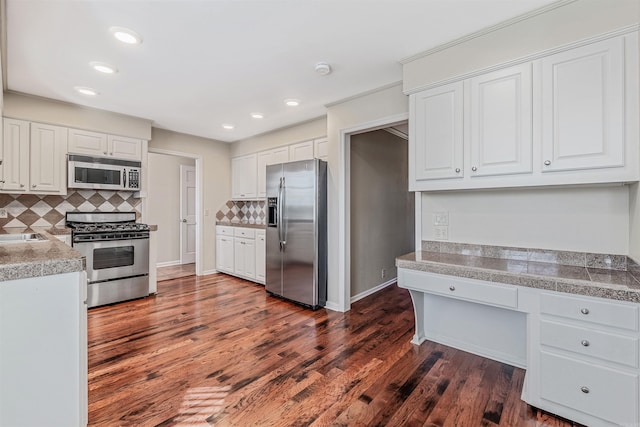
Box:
[180,165,197,264]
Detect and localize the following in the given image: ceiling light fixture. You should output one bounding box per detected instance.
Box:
[110,27,143,45]
[90,62,118,74]
[222,124,235,130]
[251,112,264,119]
[315,62,332,75]
[284,99,300,107]
[74,86,99,96]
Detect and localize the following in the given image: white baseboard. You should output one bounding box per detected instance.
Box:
[201,269,218,276]
[323,301,343,312]
[156,260,181,268]
[350,278,397,303]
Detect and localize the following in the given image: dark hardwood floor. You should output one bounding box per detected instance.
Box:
[88,274,577,426]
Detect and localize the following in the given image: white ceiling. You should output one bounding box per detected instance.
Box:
[6,0,557,143]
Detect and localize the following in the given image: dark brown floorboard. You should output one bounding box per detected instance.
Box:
[88,274,578,426]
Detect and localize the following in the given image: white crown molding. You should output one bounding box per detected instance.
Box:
[399,0,578,65]
[404,24,640,95]
[325,81,404,108]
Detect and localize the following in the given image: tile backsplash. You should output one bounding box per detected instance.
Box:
[0,190,141,228]
[216,200,266,224]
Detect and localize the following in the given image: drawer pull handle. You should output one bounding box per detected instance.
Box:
[580,308,589,315]
[580,386,590,394]
[449,286,455,291]
[581,340,590,347]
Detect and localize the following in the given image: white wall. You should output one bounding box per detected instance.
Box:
[403,0,640,93]
[3,91,152,139]
[229,117,327,157]
[148,128,229,274]
[422,186,629,254]
[147,152,195,264]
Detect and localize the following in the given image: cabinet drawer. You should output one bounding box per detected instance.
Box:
[540,319,639,368]
[540,351,639,426]
[234,228,255,239]
[541,292,639,332]
[401,270,518,309]
[216,226,234,236]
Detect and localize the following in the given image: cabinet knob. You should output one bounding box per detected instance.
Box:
[20,184,24,188]
[103,152,107,155]
[471,166,477,172]
[455,168,461,173]
[581,339,590,347]
[31,184,36,188]
[182,219,187,223]
[449,285,455,291]
[580,308,590,315]
[580,386,590,394]
[0,180,5,184]
[544,160,551,166]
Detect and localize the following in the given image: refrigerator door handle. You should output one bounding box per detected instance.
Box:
[280,177,286,248]
[277,177,284,251]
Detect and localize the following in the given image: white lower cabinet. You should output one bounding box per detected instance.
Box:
[255,230,266,284]
[398,268,640,427]
[216,225,264,284]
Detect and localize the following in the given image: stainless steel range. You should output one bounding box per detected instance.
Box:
[66,212,150,308]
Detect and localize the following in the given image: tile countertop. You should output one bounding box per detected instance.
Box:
[396,242,640,304]
[216,221,267,230]
[0,226,84,282]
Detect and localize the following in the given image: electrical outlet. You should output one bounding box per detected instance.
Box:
[434,226,448,240]
[0,209,7,219]
[381,268,386,279]
[433,211,449,226]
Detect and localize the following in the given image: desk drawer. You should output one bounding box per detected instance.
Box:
[540,351,639,426]
[216,226,234,236]
[540,319,639,368]
[234,228,255,239]
[401,270,518,309]
[541,292,638,332]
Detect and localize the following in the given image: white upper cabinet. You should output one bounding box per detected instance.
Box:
[1,118,67,195]
[540,37,624,173]
[408,31,638,191]
[69,128,142,161]
[469,63,532,177]
[314,138,328,162]
[289,140,314,161]
[410,81,463,187]
[257,146,289,198]
[231,153,257,200]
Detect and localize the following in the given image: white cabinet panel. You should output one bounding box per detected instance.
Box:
[256,230,266,284]
[410,81,464,185]
[257,146,289,198]
[234,237,255,279]
[541,37,625,173]
[469,63,532,177]
[30,123,66,193]
[108,135,143,160]
[68,129,107,156]
[315,138,328,161]
[289,140,314,161]
[1,118,29,191]
[215,234,234,274]
[231,153,257,199]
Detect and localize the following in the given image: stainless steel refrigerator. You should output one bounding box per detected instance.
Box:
[266,159,327,309]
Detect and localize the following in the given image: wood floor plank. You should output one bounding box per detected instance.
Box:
[87,274,575,427]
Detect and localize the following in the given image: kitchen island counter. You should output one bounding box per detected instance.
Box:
[0,226,83,282]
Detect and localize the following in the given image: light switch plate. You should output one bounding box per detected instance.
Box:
[0,209,7,219]
[433,211,449,226]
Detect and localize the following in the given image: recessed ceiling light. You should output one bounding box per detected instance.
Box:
[284,99,300,107]
[74,86,99,96]
[110,27,143,45]
[315,62,332,75]
[90,62,118,74]
[222,124,235,130]
[251,112,264,119]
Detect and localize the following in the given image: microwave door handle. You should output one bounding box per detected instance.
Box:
[123,169,127,188]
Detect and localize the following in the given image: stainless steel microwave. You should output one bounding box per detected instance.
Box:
[68,154,141,191]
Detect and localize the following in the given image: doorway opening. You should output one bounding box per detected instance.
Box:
[147,149,203,278]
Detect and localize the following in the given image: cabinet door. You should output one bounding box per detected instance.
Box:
[255,230,266,283]
[469,63,532,177]
[233,238,246,276]
[108,135,142,161]
[1,118,29,191]
[29,123,67,193]
[410,81,464,183]
[216,235,234,273]
[272,146,289,164]
[243,239,256,279]
[314,138,328,161]
[541,37,624,172]
[68,129,108,156]
[231,154,257,199]
[256,151,272,199]
[289,140,314,161]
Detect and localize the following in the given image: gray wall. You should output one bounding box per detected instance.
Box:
[350,129,414,298]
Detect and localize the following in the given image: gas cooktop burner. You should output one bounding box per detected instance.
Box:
[71,222,150,233]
